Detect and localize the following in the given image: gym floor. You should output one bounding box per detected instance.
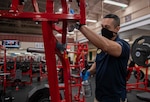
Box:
[2,74,150,102]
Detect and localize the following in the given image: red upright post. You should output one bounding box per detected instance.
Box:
[10,0,19,12]
[42,21,61,102]
[0,46,7,93]
[61,0,72,101]
[32,0,40,12]
[80,0,86,24]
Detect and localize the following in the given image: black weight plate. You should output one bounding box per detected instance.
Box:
[131,36,150,67]
[133,70,144,80]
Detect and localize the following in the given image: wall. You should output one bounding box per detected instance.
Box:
[115,0,150,23]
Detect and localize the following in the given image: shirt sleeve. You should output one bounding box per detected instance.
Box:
[117,40,130,58]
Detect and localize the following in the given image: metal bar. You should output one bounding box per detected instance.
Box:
[3,48,7,92]
[61,0,68,44]
[46,0,54,13]
[60,1,72,101]
[27,47,45,53]
[61,51,72,102]
[0,11,81,21]
[42,21,60,102]
[52,25,63,34]
[32,0,40,12]
[10,0,19,12]
[80,0,86,24]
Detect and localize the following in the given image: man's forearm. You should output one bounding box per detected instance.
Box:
[79,25,121,57]
[80,25,107,51]
[88,62,96,75]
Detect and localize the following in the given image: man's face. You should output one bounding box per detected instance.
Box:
[101,18,119,33]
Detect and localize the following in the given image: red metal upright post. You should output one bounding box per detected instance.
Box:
[10,0,19,12]
[32,0,40,12]
[42,1,61,101]
[80,0,86,24]
[0,46,7,93]
[42,21,61,102]
[61,0,72,102]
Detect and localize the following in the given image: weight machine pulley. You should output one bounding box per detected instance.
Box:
[130,36,150,101]
[0,0,86,102]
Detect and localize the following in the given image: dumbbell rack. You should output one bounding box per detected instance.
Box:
[0,0,86,102]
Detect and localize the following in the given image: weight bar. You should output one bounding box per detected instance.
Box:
[27,47,45,53]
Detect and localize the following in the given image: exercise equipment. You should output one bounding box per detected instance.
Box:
[0,0,86,101]
[0,45,14,102]
[128,36,150,101]
[26,42,89,101]
[26,84,50,102]
[131,36,150,67]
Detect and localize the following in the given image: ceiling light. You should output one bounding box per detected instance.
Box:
[103,0,128,8]
[86,19,97,23]
[59,8,62,12]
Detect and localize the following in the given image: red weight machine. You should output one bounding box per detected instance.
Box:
[0,45,8,93]
[0,0,86,102]
[126,61,150,92]
[0,45,14,102]
[37,60,47,82]
[57,43,88,101]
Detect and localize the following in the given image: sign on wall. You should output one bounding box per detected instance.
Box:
[35,43,44,48]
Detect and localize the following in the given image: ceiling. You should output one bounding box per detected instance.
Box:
[0,0,150,44]
[0,0,129,35]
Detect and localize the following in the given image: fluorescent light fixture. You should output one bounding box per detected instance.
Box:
[59,8,62,12]
[86,19,97,23]
[104,0,128,8]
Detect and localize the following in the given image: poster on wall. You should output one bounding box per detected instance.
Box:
[2,40,20,48]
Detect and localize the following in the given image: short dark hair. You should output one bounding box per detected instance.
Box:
[104,14,120,27]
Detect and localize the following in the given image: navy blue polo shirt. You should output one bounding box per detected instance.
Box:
[95,36,130,102]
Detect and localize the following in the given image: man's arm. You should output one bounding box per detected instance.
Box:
[80,26,122,57]
[88,62,96,75]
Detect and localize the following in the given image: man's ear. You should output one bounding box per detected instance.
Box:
[115,26,120,32]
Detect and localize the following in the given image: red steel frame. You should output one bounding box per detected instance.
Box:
[5,56,33,88]
[0,0,86,102]
[38,61,47,81]
[57,43,88,101]
[126,63,150,92]
[0,45,8,93]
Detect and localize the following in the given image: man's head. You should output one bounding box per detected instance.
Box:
[101,14,120,40]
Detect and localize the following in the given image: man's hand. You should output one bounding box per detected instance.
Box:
[80,69,90,81]
[68,21,85,32]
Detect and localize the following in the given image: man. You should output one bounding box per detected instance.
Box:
[78,14,130,102]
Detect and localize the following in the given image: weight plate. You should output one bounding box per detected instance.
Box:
[131,36,150,67]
